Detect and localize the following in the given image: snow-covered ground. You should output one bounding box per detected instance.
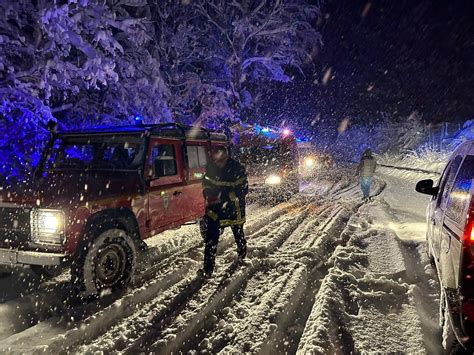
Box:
[298,169,441,354]
[0,166,443,353]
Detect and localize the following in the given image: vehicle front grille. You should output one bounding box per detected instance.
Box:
[0,206,31,247]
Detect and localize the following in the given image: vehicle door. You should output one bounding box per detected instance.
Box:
[146,138,185,233]
[182,143,209,220]
[432,153,464,261]
[440,152,474,289]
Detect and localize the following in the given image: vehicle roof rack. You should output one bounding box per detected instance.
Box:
[148,123,227,142]
[62,123,227,142]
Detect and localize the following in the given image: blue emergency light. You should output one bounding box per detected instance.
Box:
[134,115,144,126]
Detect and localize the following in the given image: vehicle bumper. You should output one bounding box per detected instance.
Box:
[0,248,66,266]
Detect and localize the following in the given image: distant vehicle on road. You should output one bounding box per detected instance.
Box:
[0,122,227,295]
[416,141,474,352]
[297,141,333,179]
[235,127,299,199]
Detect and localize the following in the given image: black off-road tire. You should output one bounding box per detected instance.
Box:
[72,228,137,296]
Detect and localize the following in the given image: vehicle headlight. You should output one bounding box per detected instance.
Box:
[265,175,282,185]
[304,157,316,168]
[30,209,65,244]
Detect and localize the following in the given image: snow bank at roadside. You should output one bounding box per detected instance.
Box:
[377,165,440,184]
[379,149,449,174]
[297,200,441,353]
[377,120,474,174]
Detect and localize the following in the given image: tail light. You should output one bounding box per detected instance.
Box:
[464,198,474,244]
[462,203,474,321]
[464,219,474,244]
[470,223,474,242]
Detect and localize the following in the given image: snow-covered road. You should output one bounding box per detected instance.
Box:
[0,167,443,353]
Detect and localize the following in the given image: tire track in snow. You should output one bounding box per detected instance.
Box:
[296,187,437,354]
[121,208,310,353]
[0,259,197,353]
[260,207,352,354]
[259,178,387,354]
[207,262,308,354]
[159,201,353,354]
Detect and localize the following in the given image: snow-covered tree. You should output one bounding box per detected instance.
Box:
[0,0,170,176]
[39,0,171,123]
[189,0,322,125]
[145,0,322,126]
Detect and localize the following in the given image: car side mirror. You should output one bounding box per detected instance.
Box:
[415,179,439,196]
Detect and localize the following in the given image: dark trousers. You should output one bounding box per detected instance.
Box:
[201,217,247,273]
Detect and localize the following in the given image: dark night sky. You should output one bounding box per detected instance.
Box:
[258,0,474,133]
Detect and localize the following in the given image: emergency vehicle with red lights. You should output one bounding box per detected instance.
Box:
[234,125,299,197]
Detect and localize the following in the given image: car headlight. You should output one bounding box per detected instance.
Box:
[304,157,316,168]
[30,209,65,244]
[265,175,282,185]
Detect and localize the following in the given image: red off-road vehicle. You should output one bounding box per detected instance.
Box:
[0,122,227,294]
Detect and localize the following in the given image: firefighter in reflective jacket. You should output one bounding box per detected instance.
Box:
[200,146,248,277]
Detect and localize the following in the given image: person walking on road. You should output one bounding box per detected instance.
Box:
[199,146,248,278]
[357,148,377,201]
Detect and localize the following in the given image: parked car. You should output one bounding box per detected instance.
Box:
[416,141,474,352]
[0,122,227,295]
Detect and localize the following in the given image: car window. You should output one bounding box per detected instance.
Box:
[150,144,177,177]
[187,146,199,168]
[187,145,207,169]
[446,155,474,223]
[49,136,145,171]
[439,155,463,210]
[197,146,207,167]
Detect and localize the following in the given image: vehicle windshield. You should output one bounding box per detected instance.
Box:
[46,134,146,172]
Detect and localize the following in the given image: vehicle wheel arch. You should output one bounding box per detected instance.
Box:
[78,207,141,253]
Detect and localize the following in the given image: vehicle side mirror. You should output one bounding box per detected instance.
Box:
[415,179,439,196]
